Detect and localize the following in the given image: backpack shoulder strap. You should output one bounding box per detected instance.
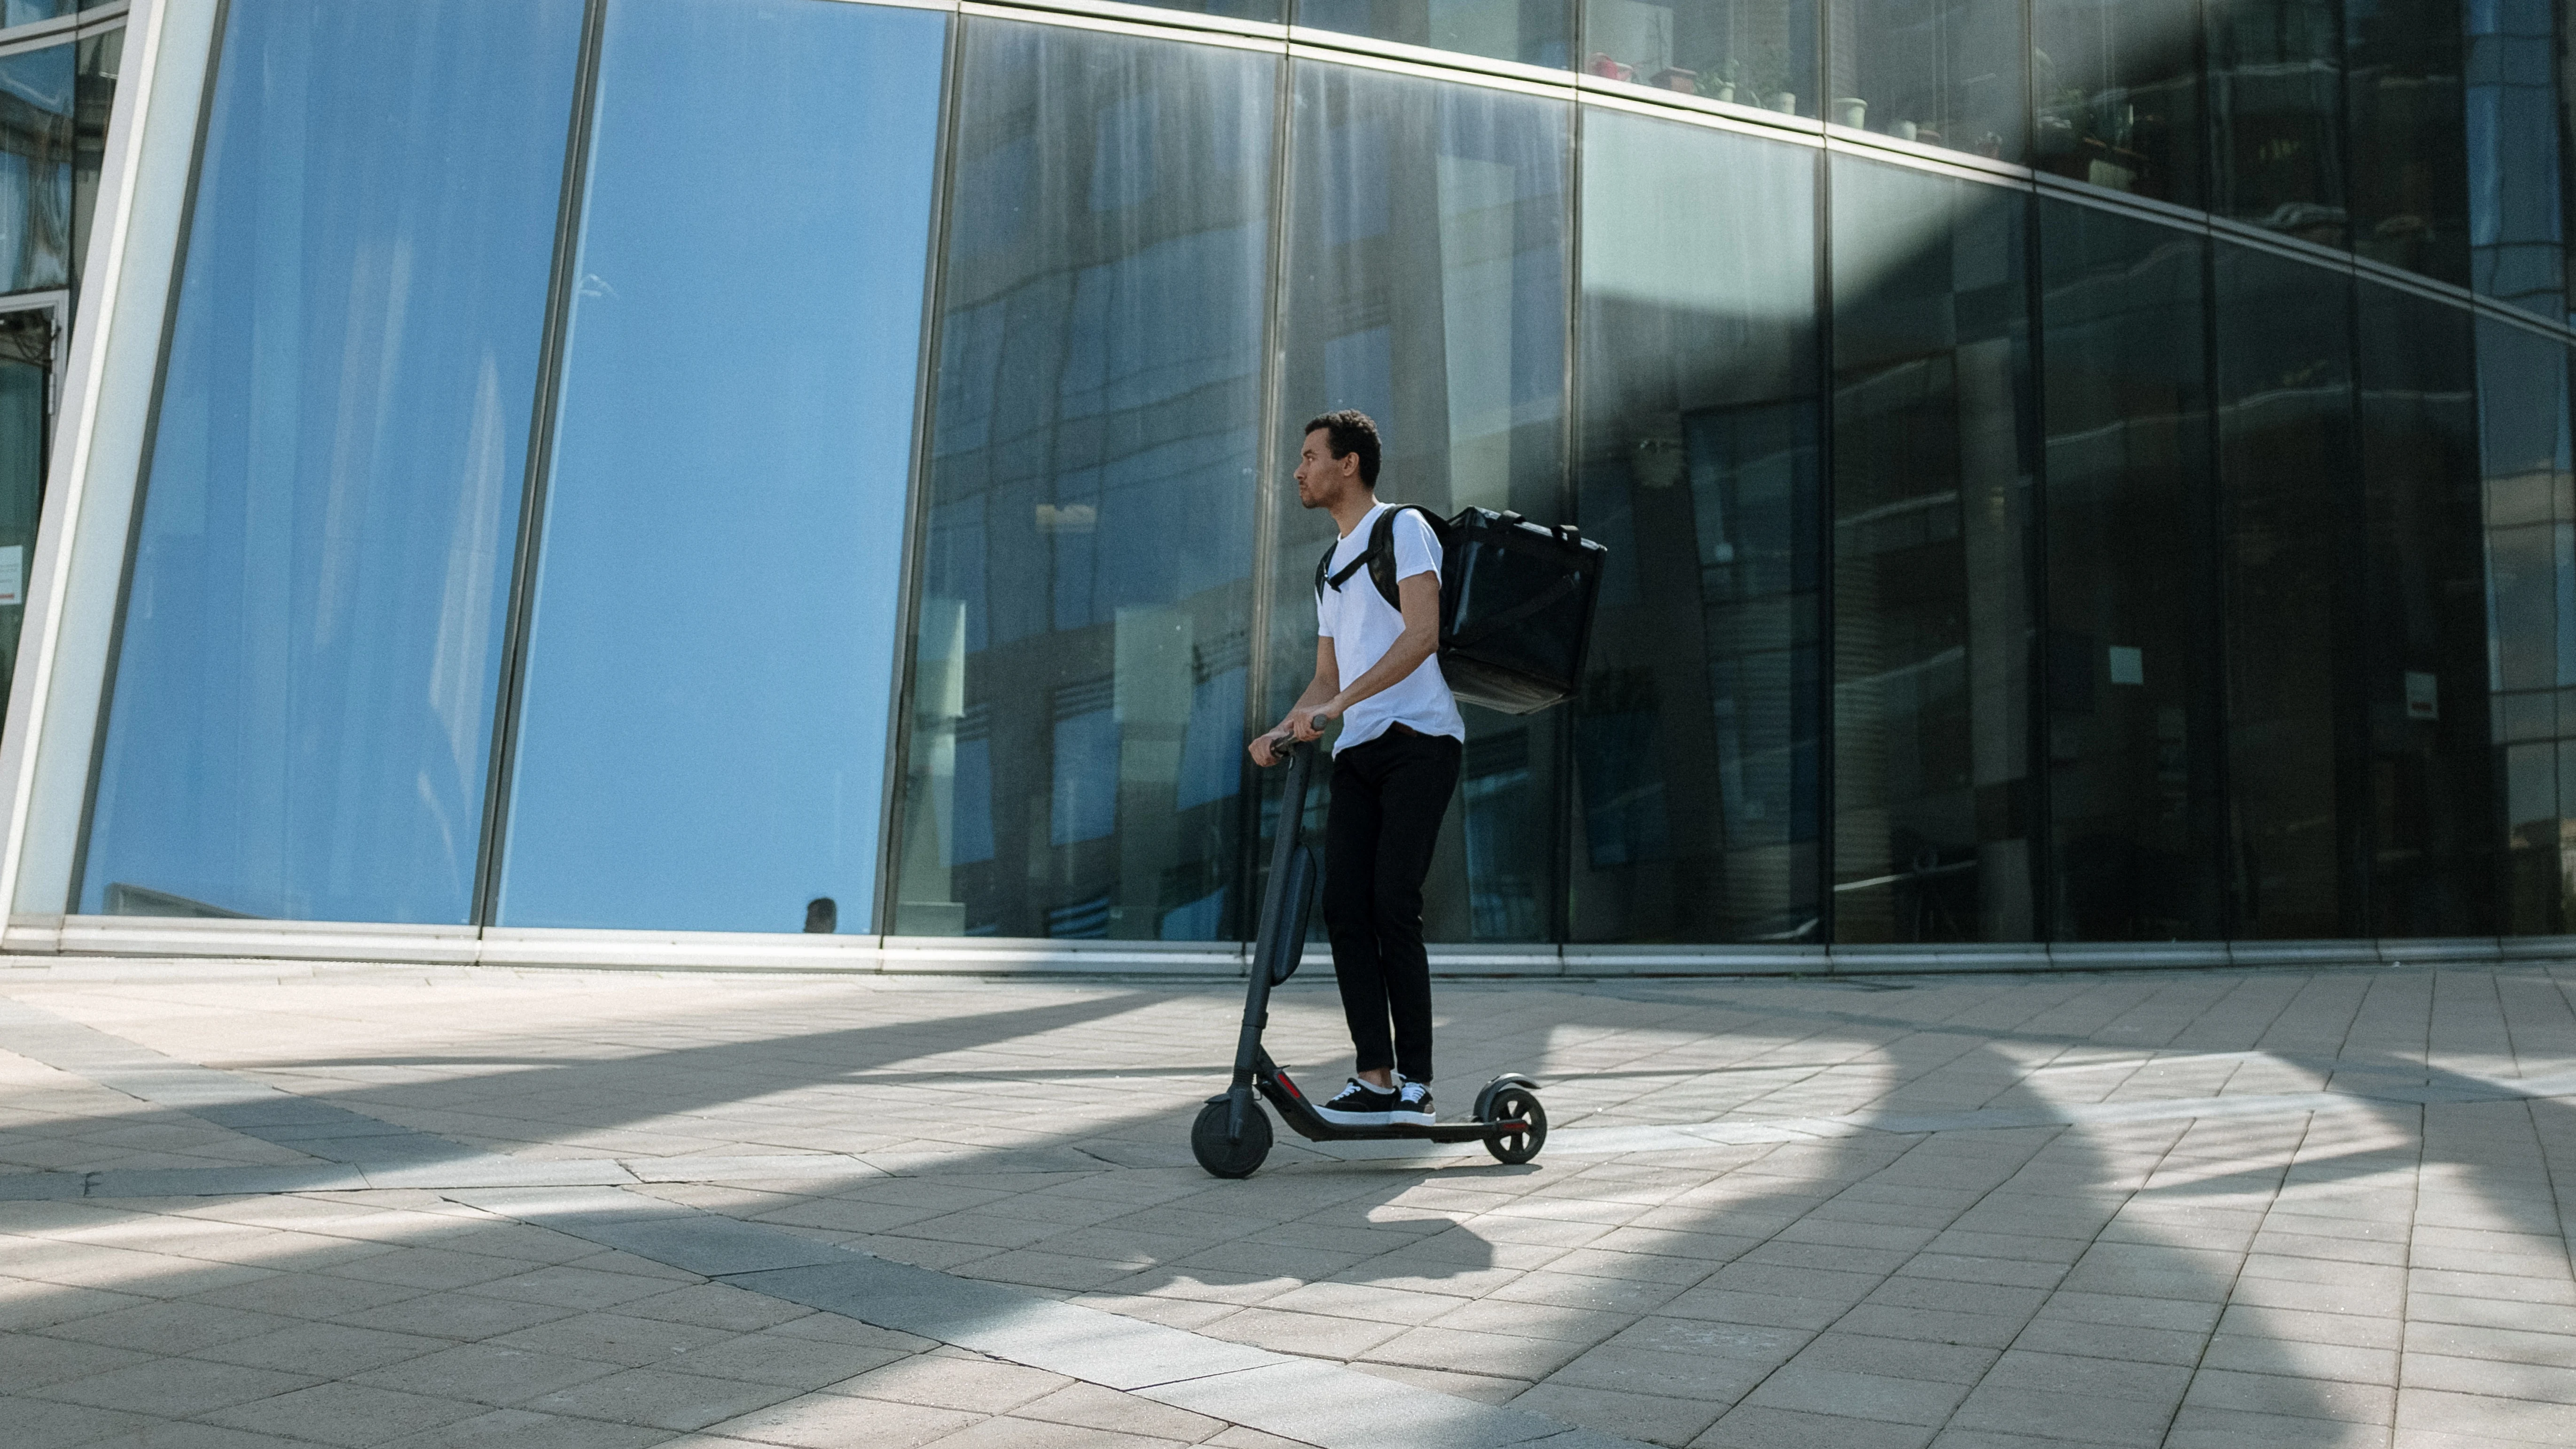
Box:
[1364,507,1404,611]
[1314,538,1336,603]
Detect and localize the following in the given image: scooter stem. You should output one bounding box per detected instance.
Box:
[1229,742,1315,1139]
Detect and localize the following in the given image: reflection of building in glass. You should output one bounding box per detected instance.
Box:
[9,0,2576,966]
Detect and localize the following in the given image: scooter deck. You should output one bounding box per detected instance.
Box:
[1254,1063,1528,1145]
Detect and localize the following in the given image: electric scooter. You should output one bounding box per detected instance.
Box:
[1190,739,1547,1179]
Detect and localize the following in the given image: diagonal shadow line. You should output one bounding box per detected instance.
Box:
[0,988,1157,1174]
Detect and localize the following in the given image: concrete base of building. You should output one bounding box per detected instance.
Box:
[0,914,2563,976]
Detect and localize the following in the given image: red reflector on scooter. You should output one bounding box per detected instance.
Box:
[1275,1073,1304,1100]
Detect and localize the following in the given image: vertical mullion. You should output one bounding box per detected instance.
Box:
[1554,92,1581,948]
[2022,186,2055,941]
[1813,137,1836,949]
[1238,43,1294,945]
[470,0,610,928]
[2202,234,2236,940]
[873,9,971,936]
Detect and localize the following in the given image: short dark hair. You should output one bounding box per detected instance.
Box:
[1303,409,1380,488]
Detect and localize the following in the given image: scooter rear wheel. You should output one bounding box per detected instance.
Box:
[1191,1099,1273,1179]
[1482,1086,1547,1165]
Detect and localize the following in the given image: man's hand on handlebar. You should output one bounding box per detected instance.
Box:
[1247,728,1295,768]
[1294,700,1343,740]
[1249,698,1346,767]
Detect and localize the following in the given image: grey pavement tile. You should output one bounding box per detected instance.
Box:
[2199,1331,2396,1384]
[1013,1380,1229,1440]
[0,1327,156,1388]
[462,1263,694,1313]
[918,1414,1191,1448]
[485,1311,737,1367]
[1654,1288,1847,1332]
[2404,1318,2576,1367]
[0,1279,155,1332]
[2029,1289,2223,1333]
[1544,1342,1774,1404]
[192,1319,451,1377]
[375,1408,669,1449]
[1362,1322,1595,1379]
[1347,1360,1531,1404]
[2161,1406,2390,1448]
[1979,1347,2192,1403]
[42,1300,306,1356]
[1507,1382,1725,1447]
[327,1288,580,1341]
[2403,1350,2576,1405]
[1830,1303,2028,1350]
[346,1340,627,1405]
[826,1353,1075,1414]
[321,1249,532,1293]
[1692,1404,1940,1449]
[0,1394,158,1449]
[701,1389,982,1449]
[1199,1304,1409,1360]
[1787,1332,1996,1385]
[1737,1364,1971,1427]
[524,1366,805,1432]
[1943,1383,2175,1446]
[31,1355,319,1417]
[198,1382,491,1447]
[2181,1368,2394,1425]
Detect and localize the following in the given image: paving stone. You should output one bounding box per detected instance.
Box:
[198,1381,490,1446]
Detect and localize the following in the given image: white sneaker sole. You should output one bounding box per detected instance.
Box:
[1315,1104,1396,1127]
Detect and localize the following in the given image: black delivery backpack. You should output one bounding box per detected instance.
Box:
[1315,506,1607,715]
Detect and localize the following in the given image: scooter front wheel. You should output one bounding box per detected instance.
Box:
[1482,1086,1547,1165]
[1191,1098,1273,1178]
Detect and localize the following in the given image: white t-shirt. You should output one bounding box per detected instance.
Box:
[1316,502,1466,752]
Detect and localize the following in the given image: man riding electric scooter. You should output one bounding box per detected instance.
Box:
[1247,410,1462,1131]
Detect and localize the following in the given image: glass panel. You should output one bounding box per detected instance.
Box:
[495,0,945,934]
[0,41,73,292]
[2346,0,2466,283]
[1135,0,1284,17]
[1268,62,1568,943]
[2214,243,2358,937]
[1578,0,1817,117]
[2356,282,2491,933]
[1571,112,1818,944]
[70,26,117,295]
[2478,320,2574,931]
[4,2,75,25]
[1297,0,1575,69]
[1827,0,2026,160]
[2464,0,2565,318]
[2036,201,2222,940]
[891,19,1273,940]
[78,0,583,921]
[1830,158,2036,942]
[2031,0,2200,205]
[2208,0,2347,246]
[0,309,45,727]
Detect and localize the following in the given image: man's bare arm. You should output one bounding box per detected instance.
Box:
[1249,637,1340,767]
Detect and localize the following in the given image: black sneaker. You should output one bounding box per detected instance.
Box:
[1316,1077,1397,1126]
[1394,1077,1434,1126]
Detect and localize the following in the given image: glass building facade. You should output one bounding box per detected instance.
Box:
[13,0,2576,964]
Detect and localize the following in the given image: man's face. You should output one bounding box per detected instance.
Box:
[1294,428,1358,509]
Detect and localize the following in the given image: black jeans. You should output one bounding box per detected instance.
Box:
[1322,728,1461,1083]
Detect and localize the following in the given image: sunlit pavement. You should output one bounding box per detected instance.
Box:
[1,961,2573,1449]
